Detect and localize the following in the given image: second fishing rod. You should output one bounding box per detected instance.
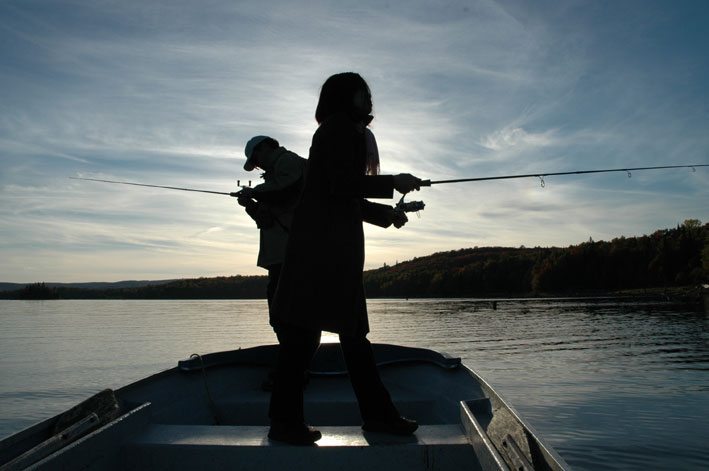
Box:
[71,163,708,214]
[420,164,709,188]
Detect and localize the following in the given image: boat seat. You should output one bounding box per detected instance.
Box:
[207,397,442,426]
[121,424,483,471]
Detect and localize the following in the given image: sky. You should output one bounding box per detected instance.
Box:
[1,0,707,283]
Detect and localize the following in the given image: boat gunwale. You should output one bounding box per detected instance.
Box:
[459,363,572,471]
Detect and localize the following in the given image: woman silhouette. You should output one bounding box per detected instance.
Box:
[268,72,421,445]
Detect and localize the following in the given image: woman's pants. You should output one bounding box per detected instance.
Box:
[268,324,399,424]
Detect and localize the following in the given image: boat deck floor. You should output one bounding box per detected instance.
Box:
[123,424,480,471]
[117,361,482,427]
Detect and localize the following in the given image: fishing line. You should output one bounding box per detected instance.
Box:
[69,177,242,196]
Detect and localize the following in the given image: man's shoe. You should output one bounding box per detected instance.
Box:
[362,416,418,435]
[268,422,322,445]
[261,370,276,392]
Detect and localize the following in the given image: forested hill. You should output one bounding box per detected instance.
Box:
[3,220,707,300]
[364,219,708,297]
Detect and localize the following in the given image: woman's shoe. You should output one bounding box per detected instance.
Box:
[268,421,322,445]
[362,416,418,435]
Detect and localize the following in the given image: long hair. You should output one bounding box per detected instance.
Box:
[364,128,380,176]
[315,72,379,174]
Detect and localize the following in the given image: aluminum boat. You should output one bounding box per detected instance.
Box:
[0,344,572,470]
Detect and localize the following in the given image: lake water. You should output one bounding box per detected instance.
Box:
[1,298,707,470]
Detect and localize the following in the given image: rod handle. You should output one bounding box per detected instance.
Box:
[420,179,432,187]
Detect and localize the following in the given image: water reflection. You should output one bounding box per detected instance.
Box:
[366,298,709,471]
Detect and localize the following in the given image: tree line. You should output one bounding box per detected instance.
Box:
[1,276,268,300]
[364,219,707,298]
[3,220,707,300]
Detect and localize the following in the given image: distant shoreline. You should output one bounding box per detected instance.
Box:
[0,279,177,292]
[0,282,705,305]
[2,219,707,302]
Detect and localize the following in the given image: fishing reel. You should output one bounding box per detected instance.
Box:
[230,180,253,197]
[394,195,425,216]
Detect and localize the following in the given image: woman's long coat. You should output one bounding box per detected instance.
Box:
[270,112,395,336]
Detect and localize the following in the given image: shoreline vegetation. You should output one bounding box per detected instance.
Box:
[2,220,707,302]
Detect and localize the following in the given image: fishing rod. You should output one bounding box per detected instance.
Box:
[69,176,427,215]
[69,176,252,197]
[420,164,709,187]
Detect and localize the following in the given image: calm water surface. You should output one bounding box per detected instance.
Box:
[1,298,707,470]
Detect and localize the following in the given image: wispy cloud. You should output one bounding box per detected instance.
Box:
[480,126,559,152]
